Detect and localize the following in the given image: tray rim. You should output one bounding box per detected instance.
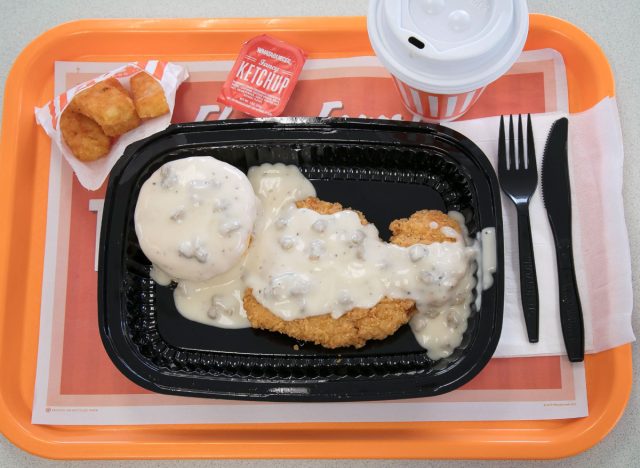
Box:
[0,14,631,460]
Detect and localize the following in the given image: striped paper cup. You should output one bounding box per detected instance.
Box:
[368,0,528,123]
[393,76,485,123]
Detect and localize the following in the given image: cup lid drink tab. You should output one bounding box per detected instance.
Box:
[367,0,529,95]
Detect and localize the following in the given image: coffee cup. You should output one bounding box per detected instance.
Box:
[368,0,529,122]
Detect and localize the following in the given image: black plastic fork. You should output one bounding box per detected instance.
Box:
[498,114,539,343]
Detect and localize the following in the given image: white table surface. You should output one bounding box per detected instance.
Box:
[0,0,637,466]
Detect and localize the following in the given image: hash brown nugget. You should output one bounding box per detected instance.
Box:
[60,110,111,161]
[244,196,420,349]
[130,72,170,119]
[103,77,128,95]
[69,78,141,137]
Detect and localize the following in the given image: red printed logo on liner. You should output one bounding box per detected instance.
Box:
[218,34,307,117]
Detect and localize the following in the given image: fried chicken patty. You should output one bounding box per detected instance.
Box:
[390,210,462,246]
[244,198,462,349]
[245,293,415,349]
[295,197,368,224]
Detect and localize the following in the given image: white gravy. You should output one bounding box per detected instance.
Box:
[137,161,496,360]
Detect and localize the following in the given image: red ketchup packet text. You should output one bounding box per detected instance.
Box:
[218,34,306,117]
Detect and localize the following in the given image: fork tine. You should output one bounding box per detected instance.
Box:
[527,113,537,172]
[498,116,506,173]
[508,115,515,171]
[518,114,525,170]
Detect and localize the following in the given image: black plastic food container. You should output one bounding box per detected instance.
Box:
[98,118,503,402]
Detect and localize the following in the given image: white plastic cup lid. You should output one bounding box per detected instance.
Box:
[368,0,529,94]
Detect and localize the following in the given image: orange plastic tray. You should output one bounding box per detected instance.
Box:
[0,15,632,460]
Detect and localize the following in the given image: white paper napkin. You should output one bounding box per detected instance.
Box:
[445,97,634,357]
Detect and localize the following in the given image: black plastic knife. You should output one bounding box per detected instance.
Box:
[540,117,585,362]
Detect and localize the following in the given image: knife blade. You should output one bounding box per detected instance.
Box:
[540,117,585,362]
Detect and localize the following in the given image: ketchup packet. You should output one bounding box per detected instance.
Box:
[218,35,306,117]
